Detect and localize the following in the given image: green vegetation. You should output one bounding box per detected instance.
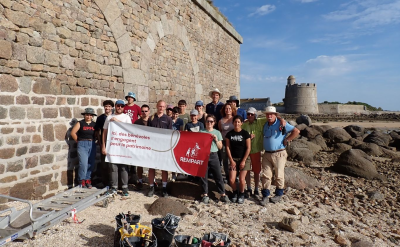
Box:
[206,0,232,25]
[321,101,383,111]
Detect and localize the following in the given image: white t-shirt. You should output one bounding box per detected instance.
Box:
[103,113,131,129]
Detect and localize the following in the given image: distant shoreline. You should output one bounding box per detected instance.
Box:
[312,121,400,130]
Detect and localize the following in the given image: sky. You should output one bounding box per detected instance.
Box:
[213,0,400,111]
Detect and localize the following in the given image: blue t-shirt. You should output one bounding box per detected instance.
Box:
[184,121,205,132]
[237,108,247,120]
[172,118,184,130]
[263,119,295,151]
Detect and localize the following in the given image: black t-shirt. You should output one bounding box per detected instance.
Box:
[95,114,107,133]
[77,120,96,140]
[225,129,250,159]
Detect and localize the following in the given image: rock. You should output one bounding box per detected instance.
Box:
[347,138,363,148]
[324,127,352,143]
[311,125,333,135]
[333,149,383,180]
[286,138,321,164]
[296,115,312,126]
[278,217,301,232]
[295,123,308,131]
[363,131,391,147]
[334,143,352,154]
[284,167,322,190]
[381,148,400,159]
[356,142,383,156]
[344,125,365,138]
[301,127,320,139]
[351,239,374,247]
[334,234,348,246]
[376,232,384,239]
[147,197,190,217]
[367,191,385,201]
[287,207,300,215]
[288,120,297,126]
[309,135,329,151]
[301,216,309,225]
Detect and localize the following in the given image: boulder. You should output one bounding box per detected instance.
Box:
[356,142,383,157]
[389,131,400,150]
[301,127,320,139]
[278,217,301,233]
[284,167,322,190]
[286,139,321,164]
[344,125,365,138]
[363,131,391,147]
[334,143,352,154]
[295,123,308,131]
[333,149,383,180]
[288,120,297,127]
[309,135,329,151]
[324,127,352,143]
[296,115,312,126]
[347,138,364,148]
[311,125,333,135]
[381,148,400,159]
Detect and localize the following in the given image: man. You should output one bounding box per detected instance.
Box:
[184,109,205,132]
[178,100,189,129]
[123,92,141,182]
[206,88,224,128]
[166,104,174,117]
[227,95,246,120]
[102,100,132,196]
[133,104,151,190]
[95,100,114,188]
[260,106,299,205]
[147,100,173,197]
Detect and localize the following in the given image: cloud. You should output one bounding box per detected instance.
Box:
[298,0,318,3]
[246,37,297,50]
[324,0,400,28]
[249,5,276,17]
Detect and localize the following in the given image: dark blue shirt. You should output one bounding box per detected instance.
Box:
[147,114,172,129]
[206,101,224,126]
[172,118,184,130]
[184,121,205,132]
[237,108,247,120]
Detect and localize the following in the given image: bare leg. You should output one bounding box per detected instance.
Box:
[148,168,155,185]
[229,170,237,191]
[239,170,247,193]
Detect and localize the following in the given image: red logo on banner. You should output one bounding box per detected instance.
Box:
[173,131,213,177]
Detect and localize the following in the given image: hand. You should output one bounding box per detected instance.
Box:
[101,147,107,155]
[230,160,236,168]
[250,133,255,140]
[110,117,120,122]
[239,161,245,170]
[213,134,218,142]
[283,139,290,146]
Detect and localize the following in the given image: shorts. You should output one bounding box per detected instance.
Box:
[229,157,251,171]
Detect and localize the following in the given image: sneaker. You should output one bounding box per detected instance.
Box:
[201,195,209,204]
[122,188,129,196]
[231,191,238,203]
[269,195,282,203]
[135,181,143,190]
[260,197,269,206]
[171,175,177,182]
[238,193,245,204]
[245,189,252,198]
[147,186,155,197]
[219,195,230,203]
[80,180,86,188]
[162,187,168,197]
[85,180,92,189]
[253,189,260,197]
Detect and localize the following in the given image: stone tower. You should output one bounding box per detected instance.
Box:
[283,75,319,114]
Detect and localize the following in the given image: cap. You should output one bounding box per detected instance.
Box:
[190,109,199,115]
[115,100,125,106]
[247,107,257,114]
[81,108,97,116]
[166,104,174,110]
[125,92,136,101]
[195,100,204,106]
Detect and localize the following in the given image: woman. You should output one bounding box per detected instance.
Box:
[225,115,251,204]
[71,108,97,189]
[200,114,230,204]
[218,102,237,182]
[195,100,207,125]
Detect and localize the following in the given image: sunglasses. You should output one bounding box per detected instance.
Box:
[116,105,124,108]
[142,110,148,112]
[206,120,214,123]
[247,113,254,116]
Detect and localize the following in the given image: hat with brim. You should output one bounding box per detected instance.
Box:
[81,108,97,116]
[209,88,223,99]
[125,92,136,101]
[226,95,239,106]
[247,107,257,115]
[263,106,278,114]
[115,100,125,106]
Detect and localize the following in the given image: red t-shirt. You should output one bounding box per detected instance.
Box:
[124,104,141,123]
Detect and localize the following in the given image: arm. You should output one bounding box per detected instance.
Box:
[277,115,286,126]
[218,120,221,131]
[225,138,235,167]
[283,127,300,146]
[70,122,80,142]
[102,128,108,155]
[240,138,251,170]
[95,129,102,146]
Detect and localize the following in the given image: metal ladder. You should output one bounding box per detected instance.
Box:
[0,186,114,246]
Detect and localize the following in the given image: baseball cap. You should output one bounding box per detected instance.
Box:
[190,109,199,115]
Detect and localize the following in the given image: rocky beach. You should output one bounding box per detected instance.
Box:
[4,117,400,247]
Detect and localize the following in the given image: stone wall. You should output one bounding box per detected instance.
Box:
[0,0,242,200]
[318,104,366,115]
[284,76,319,114]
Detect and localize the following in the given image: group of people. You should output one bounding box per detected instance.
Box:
[70,88,299,205]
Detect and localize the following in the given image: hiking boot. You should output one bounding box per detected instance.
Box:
[122,188,129,196]
[238,193,245,204]
[162,187,168,197]
[245,189,252,198]
[171,175,177,182]
[231,191,238,203]
[80,180,86,188]
[260,197,269,206]
[220,195,230,203]
[269,195,282,203]
[85,180,92,189]
[147,186,155,197]
[253,189,260,197]
[201,195,210,204]
[135,181,143,191]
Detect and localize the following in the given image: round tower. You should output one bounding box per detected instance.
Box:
[284,75,319,114]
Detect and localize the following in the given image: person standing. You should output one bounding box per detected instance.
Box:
[260,106,300,205]
[227,96,246,120]
[225,115,251,204]
[171,107,184,131]
[133,104,151,190]
[70,108,97,189]
[147,100,173,197]
[184,109,205,132]
[199,114,230,204]
[206,88,224,128]
[218,102,236,182]
[195,100,207,126]
[178,100,190,129]
[102,100,132,196]
[124,92,141,123]
[95,100,114,188]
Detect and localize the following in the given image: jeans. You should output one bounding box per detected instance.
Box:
[77,140,96,181]
[201,152,225,195]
